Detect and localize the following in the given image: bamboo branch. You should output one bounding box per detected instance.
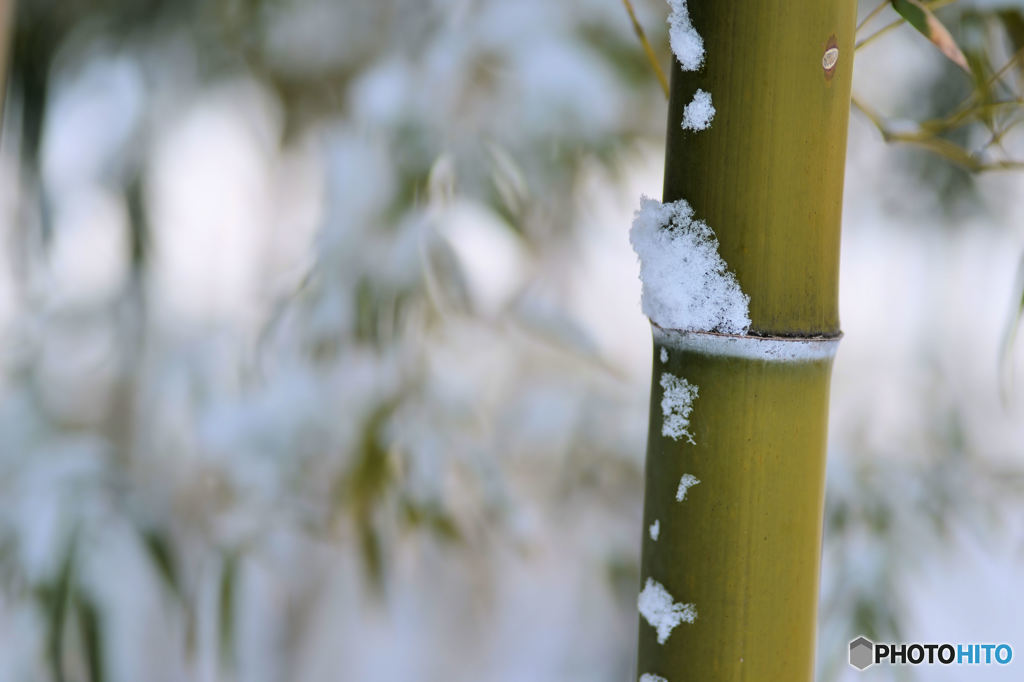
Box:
[945,47,1024,122]
[620,0,670,99]
[857,0,890,33]
[855,0,960,50]
[852,93,1024,172]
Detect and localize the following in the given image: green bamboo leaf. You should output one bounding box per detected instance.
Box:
[400,500,463,543]
[45,540,77,682]
[358,522,384,588]
[218,553,238,673]
[140,529,182,602]
[997,10,1024,98]
[998,10,1024,55]
[426,236,472,313]
[75,594,105,682]
[333,401,398,585]
[891,0,969,71]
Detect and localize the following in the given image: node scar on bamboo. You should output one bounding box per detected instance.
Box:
[823,35,839,81]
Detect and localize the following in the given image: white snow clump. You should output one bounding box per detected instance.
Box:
[640,675,668,682]
[676,473,700,501]
[660,372,699,444]
[638,577,697,644]
[666,0,705,71]
[649,520,661,541]
[630,196,750,334]
[681,89,715,131]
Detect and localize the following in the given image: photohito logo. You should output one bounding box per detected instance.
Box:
[849,636,1013,671]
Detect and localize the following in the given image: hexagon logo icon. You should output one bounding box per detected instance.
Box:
[849,636,875,670]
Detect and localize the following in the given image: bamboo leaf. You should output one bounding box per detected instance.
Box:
[44,540,77,682]
[425,236,472,314]
[400,500,463,543]
[218,553,238,673]
[357,523,384,587]
[891,0,969,71]
[997,10,1024,98]
[618,0,670,98]
[75,594,105,682]
[334,401,399,585]
[140,529,182,602]
[998,10,1024,56]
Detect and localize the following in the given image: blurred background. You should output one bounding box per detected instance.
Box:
[1,0,1023,680]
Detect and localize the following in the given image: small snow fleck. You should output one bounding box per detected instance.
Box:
[660,373,699,444]
[638,577,697,644]
[629,196,751,334]
[681,89,715,131]
[649,520,660,541]
[666,0,705,71]
[676,473,700,501]
[660,347,669,364]
[640,675,668,682]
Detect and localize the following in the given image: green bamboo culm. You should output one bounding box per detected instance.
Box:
[635,1,856,681]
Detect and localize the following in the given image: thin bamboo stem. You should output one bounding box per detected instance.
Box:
[947,47,1024,122]
[857,0,889,33]
[855,16,906,50]
[854,0,959,50]
[620,0,671,99]
[851,94,1024,171]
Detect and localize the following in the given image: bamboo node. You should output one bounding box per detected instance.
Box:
[655,326,842,363]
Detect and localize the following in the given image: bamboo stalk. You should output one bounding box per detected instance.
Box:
[635,1,855,680]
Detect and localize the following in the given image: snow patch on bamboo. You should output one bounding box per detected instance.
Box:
[659,347,668,364]
[638,577,697,644]
[676,474,700,501]
[640,675,668,682]
[681,89,715,131]
[630,197,750,335]
[659,373,698,444]
[666,0,704,71]
[649,520,660,541]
